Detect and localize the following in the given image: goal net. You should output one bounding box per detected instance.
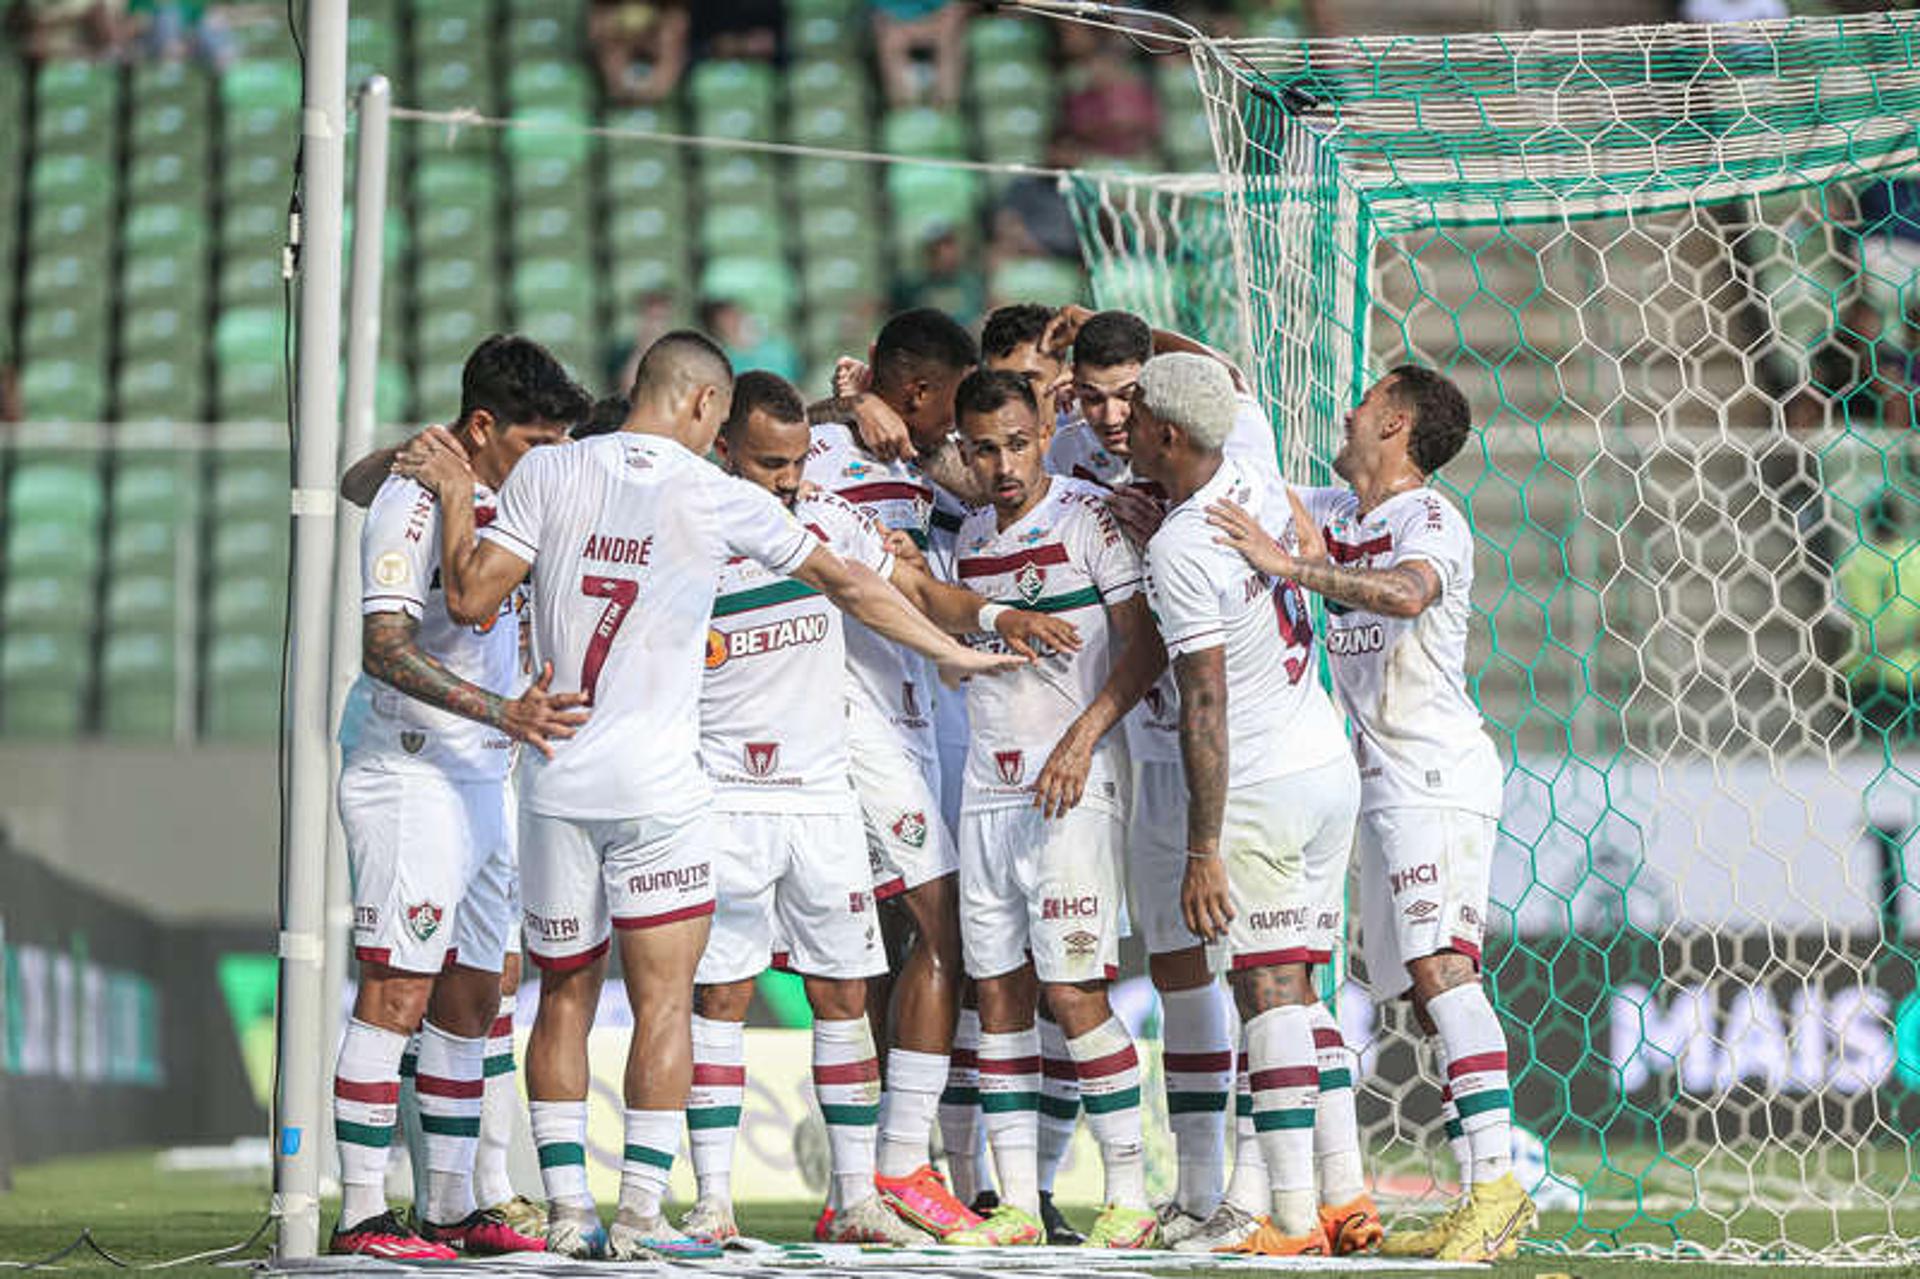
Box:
[1070,11,1920,1262]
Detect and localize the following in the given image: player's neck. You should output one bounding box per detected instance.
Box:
[623,403,702,452]
[468,447,509,491]
[1163,450,1223,507]
[1352,464,1425,518]
[993,474,1052,531]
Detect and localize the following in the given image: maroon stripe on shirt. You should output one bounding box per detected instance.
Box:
[1327,531,1392,564]
[837,481,929,506]
[958,542,1071,578]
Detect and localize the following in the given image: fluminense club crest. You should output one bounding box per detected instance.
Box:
[995,750,1024,785]
[405,901,443,942]
[744,741,780,777]
[891,810,928,849]
[1015,562,1045,605]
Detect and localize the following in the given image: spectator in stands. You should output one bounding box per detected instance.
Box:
[611,289,680,395]
[589,0,690,105]
[871,0,965,108]
[693,0,781,62]
[9,0,128,61]
[1837,489,1920,741]
[1054,22,1161,162]
[892,223,984,332]
[701,296,803,383]
[129,0,234,69]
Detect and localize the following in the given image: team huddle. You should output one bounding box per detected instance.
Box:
[327,304,1535,1265]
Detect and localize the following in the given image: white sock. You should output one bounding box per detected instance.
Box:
[976,1027,1041,1216]
[938,1008,990,1204]
[1245,1005,1318,1237]
[813,1018,881,1211]
[1427,985,1513,1184]
[474,996,518,1209]
[1036,1015,1079,1195]
[876,1048,947,1179]
[1160,983,1232,1217]
[1307,1002,1365,1205]
[688,1015,745,1204]
[333,1018,408,1227]
[1429,1034,1473,1190]
[417,1021,486,1225]
[1064,1016,1148,1211]
[619,1108,680,1221]
[1223,1028,1268,1215]
[529,1099,591,1209]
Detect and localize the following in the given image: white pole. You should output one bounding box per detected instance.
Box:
[318,71,392,1206]
[274,0,349,1260]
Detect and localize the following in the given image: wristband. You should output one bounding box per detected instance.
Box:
[1186,848,1220,861]
[978,602,1010,632]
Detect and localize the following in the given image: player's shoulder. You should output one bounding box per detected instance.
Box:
[1391,485,1469,539]
[1053,475,1125,536]
[795,487,873,539]
[367,473,437,531]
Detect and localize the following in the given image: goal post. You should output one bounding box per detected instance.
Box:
[1067,10,1920,1261]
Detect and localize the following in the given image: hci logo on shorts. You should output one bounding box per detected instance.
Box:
[744,741,780,777]
[406,901,443,941]
[995,750,1024,785]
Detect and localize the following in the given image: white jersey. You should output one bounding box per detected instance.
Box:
[700,491,893,813]
[951,477,1143,812]
[1048,393,1287,767]
[1296,485,1503,817]
[1144,455,1350,789]
[805,419,941,756]
[480,433,815,821]
[339,475,520,782]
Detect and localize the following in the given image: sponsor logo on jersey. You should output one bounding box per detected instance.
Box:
[744,741,780,777]
[524,911,581,941]
[891,810,928,849]
[1459,903,1482,930]
[844,461,875,479]
[405,901,443,942]
[901,681,921,719]
[400,731,426,755]
[1064,929,1098,957]
[1248,907,1306,931]
[1018,526,1046,545]
[994,750,1025,785]
[1390,862,1440,895]
[627,863,712,896]
[1326,622,1386,655]
[373,551,410,587]
[1015,561,1045,604]
[1041,895,1099,921]
[712,613,831,666]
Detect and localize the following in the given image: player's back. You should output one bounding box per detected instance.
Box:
[494,433,807,822]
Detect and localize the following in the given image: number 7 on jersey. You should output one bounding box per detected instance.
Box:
[579,574,639,704]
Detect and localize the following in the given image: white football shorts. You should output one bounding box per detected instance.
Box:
[697,808,884,985]
[1356,805,1496,999]
[1127,758,1204,956]
[959,800,1125,985]
[1222,754,1359,975]
[847,699,958,900]
[517,804,711,972]
[339,763,514,976]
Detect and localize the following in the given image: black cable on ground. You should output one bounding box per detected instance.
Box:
[0,1214,274,1271]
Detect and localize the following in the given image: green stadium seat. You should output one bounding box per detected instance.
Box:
[511,257,592,312]
[21,305,107,362]
[416,307,492,366]
[508,128,593,179]
[415,362,463,420]
[215,365,287,422]
[1164,108,1214,171]
[416,257,501,312]
[101,632,182,739]
[27,153,112,208]
[10,456,105,524]
[969,15,1048,62]
[124,202,211,256]
[3,573,95,631]
[606,204,682,255]
[506,14,576,58]
[109,520,183,575]
[122,253,208,309]
[29,201,113,258]
[990,256,1087,307]
[214,308,285,366]
[35,61,116,111]
[795,157,872,203]
[209,516,286,575]
[223,102,296,154]
[117,359,208,422]
[5,517,101,583]
[348,17,398,86]
[222,150,289,202]
[221,203,287,257]
[130,99,210,151]
[210,575,284,633]
[412,12,488,58]
[513,204,590,255]
[606,150,682,206]
[888,164,982,246]
[120,303,202,357]
[792,102,868,149]
[35,100,116,160]
[414,200,495,254]
[700,256,797,323]
[515,307,596,372]
[882,107,967,158]
[132,60,210,111]
[221,59,302,113]
[700,203,783,259]
[126,151,201,201]
[508,60,592,113]
[19,360,109,422]
[219,257,284,310]
[203,633,282,740]
[1,633,89,739]
[798,203,865,252]
[106,574,179,630]
[979,104,1049,164]
[691,61,777,141]
[787,0,859,15]
[803,250,881,304]
[697,154,777,207]
[790,59,867,115]
[211,453,289,520]
[606,101,682,137]
[972,58,1051,104]
[609,257,689,308]
[790,11,852,56]
[113,451,201,524]
[415,57,494,113]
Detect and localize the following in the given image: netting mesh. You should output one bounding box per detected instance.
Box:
[1071,10,1920,1261]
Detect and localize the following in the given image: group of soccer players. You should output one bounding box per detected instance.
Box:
[325,300,1536,1265]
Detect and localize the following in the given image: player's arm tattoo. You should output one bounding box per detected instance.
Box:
[362,611,507,729]
[1285,558,1439,619]
[1173,647,1229,854]
[806,394,863,426]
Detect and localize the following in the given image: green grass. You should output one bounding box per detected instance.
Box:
[0,1151,1915,1277]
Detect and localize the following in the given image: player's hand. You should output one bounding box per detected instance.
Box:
[392,425,472,496]
[1207,496,1295,578]
[883,529,929,573]
[499,662,590,759]
[1108,485,1166,549]
[1032,728,1093,818]
[994,608,1081,660]
[1283,487,1330,565]
[1039,303,1095,360]
[935,646,1025,688]
[849,392,917,463]
[833,355,873,398]
[1181,851,1235,942]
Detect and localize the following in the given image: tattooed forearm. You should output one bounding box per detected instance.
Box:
[363,612,506,729]
[807,394,863,426]
[1174,648,1229,854]
[1286,560,1437,619]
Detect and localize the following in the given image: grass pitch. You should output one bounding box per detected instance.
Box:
[0,1151,1914,1277]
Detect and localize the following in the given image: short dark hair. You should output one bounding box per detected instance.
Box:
[571,394,630,440]
[458,334,591,429]
[980,304,1057,361]
[722,370,807,439]
[1388,364,1472,475]
[632,329,733,401]
[872,308,978,390]
[1073,310,1152,371]
[954,368,1039,424]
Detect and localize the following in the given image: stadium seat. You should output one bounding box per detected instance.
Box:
[209,517,287,577]
[21,305,107,363]
[415,56,494,114]
[35,60,116,112]
[2,574,95,632]
[508,60,592,114]
[787,0,859,15]
[696,154,777,209]
[36,98,116,162]
[887,164,982,249]
[882,107,968,159]
[211,449,290,520]
[112,445,202,525]
[210,575,284,634]
[126,150,201,201]
[790,11,853,57]
[506,14,576,58]
[605,149,683,207]
[803,250,882,305]
[219,58,302,112]
[106,574,179,631]
[124,202,212,256]
[792,102,869,150]
[220,203,287,258]
[116,358,208,422]
[416,200,497,253]
[203,632,283,740]
[979,104,1049,164]
[606,204,683,257]
[609,256,690,309]
[416,257,502,313]
[700,203,782,259]
[27,153,112,209]
[214,308,285,369]
[348,16,398,87]
[691,61,777,141]
[971,57,1052,105]
[0,632,89,739]
[19,360,109,422]
[798,203,866,253]
[109,520,185,575]
[416,306,492,367]
[123,253,209,310]
[130,98,209,152]
[990,255,1088,306]
[120,303,201,358]
[701,256,798,324]
[222,150,290,204]
[511,256,592,312]
[101,631,181,739]
[219,257,284,310]
[790,59,867,115]
[512,203,591,256]
[131,60,209,109]
[968,15,1048,62]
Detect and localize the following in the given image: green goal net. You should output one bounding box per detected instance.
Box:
[1069,10,1920,1263]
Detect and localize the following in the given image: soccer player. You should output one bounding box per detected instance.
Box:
[1127,353,1362,1257]
[804,309,988,1239]
[330,336,591,1258]
[936,370,1166,1250]
[1206,366,1532,1262]
[401,332,1019,1261]
[681,373,1071,1248]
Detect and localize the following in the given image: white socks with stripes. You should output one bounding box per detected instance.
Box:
[1307,1001,1366,1206]
[1427,984,1513,1183]
[474,995,519,1210]
[1160,983,1233,1217]
[876,1049,947,1179]
[688,1015,745,1204]
[529,1099,592,1209]
[334,1018,407,1228]
[938,1009,991,1205]
[1035,1015,1079,1195]
[1244,1005,1319,1237]
[1064,1016,1148,1211]
[620,1109,680,1221]
[417,1021,486,1226]
[976,1027,1041,1216]
[813,1017,881,1211]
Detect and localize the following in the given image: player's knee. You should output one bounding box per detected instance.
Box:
[1407,950,1476,1004]
[802,976,867,1022]
[356,969,433,1034]
[1228,962,1312,1018]
[1148,945,1211,992]
[1041,980,1110,1038]
[695,980,756,1022]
